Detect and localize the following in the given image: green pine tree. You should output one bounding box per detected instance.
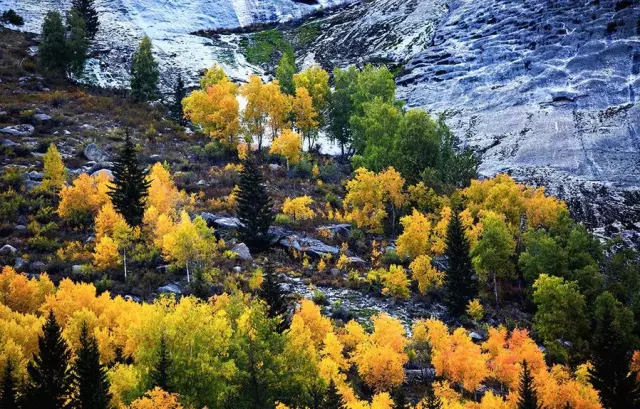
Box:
[130,36,159,102]
[39,11,70,77]
[517,360,541,409]
[0,358,18,409]
[71,0,99,39]
[443,209,477,315]
[74,322,112,409]
[259,262,289,331]
[172,74,187,124]
[66,10,89,77]
[24,310,74,409]
[107,131,150,227]
[422,380,442,409]
[323,379,343,409]
[236,158,274,251]
[588,292,640,409]
[150,335,171,392]
[275,51,296,96]
[392,387,408,409]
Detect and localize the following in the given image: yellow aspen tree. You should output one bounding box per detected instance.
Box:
[41,143,67,193]
[410,254,444,294]
[161,212,217,283]
[293,65,330,118]
[128,387,183,409]
[199,63,234,92]
[270,129,302,169]
[240,74,269,149]
[282,195,315,221]
[93,236,121,271]
[95,202,128,241]
[263,80,293,141]
[58,173,113,226]
[292,86,319,150]
[396,209,432,260]
[378,167,407,234]
[182,78,240,147]
[146,163,187,216]
[343,168,386,233]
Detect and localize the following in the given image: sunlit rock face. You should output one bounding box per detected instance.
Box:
[396,0,639,233]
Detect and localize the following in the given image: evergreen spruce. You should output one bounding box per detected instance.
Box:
[275,51,296,96]
[323,379,343,409]
[71,0,99,39]
[0,359,18,409]
[517,361,541,409]
[74,322,112,409]
[107,131,150,227]
[24,310,74,409]
[236,158,274,251]
[130,36,159,102]
[150,335,171,392]
[66,9,89,77]
[588,292,640,409]
[39,11,69,77]
[259,262,289,331]
[443,209,477,315]
[392,387,407,409]
[171,74,187,124]
[422,381,442,409]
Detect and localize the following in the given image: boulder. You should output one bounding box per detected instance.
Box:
[268,164,281,171]
[158,283,183,295]
[0,244,17,255]
[231,243,252,261]
[81,124,96,130]
[13,258,27,271]
[214,217,242,230]
[33,113,52,121]
[2,139,18,147]
[27,171,43,181]
[279,234,340,258]
[84,143,110,162]
[233,266,242,273]
[0,124,35,136]
[71,265,84,274]
[30,261,46,272]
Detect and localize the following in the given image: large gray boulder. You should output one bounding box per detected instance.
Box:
[158,283,183,295]
[279,234,340,258]
[0,244,17,255]
[231,243,252,261]
[84,143,110,162]
[0,124,35,136]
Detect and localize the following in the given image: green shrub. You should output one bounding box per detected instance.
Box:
[274,213,293,226]
[382,249,403,266]
[1,167,25,191]
[243,29,293,65]
[348,228,367,254]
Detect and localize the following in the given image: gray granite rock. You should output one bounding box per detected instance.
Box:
[231,243,252,261]
[84,143,110,162]
[1,124,35,136]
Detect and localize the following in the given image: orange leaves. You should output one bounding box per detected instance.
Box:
[292,299,333,348]
[0,266,54,314]
[423,319,489,393]
[351,314,408,392]
[292,86,319,142]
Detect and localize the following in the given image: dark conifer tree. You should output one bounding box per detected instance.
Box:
[588,292,640,409]
[39,11,69,77]
[74,322,112,409]
[517,361,541,409]
[71,0,99,39]
[107,131,150,227]
[236,157,274,251]
[130,36,159,102]
[150,335,171,392]
[423,381,442,409]
[172,74,187,124]
[323,379,343,409]
[392,387,407,409]
[24,310,74,409]
[443,209,477,315]
[0,359,18,409]
[259,262,289,332]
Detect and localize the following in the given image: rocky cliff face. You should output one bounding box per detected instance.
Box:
[395,0,639,238]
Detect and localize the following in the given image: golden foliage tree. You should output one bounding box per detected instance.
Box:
[396,209,432,260]
[282,196,315,221]
[410,255,444,294]
[41,143,67,193]
[292,87,319,149]
[240,74,269,149]
[182,78,240,147]
[263,80,293,141]
[58,172,113,226]
[270,129,302,169]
